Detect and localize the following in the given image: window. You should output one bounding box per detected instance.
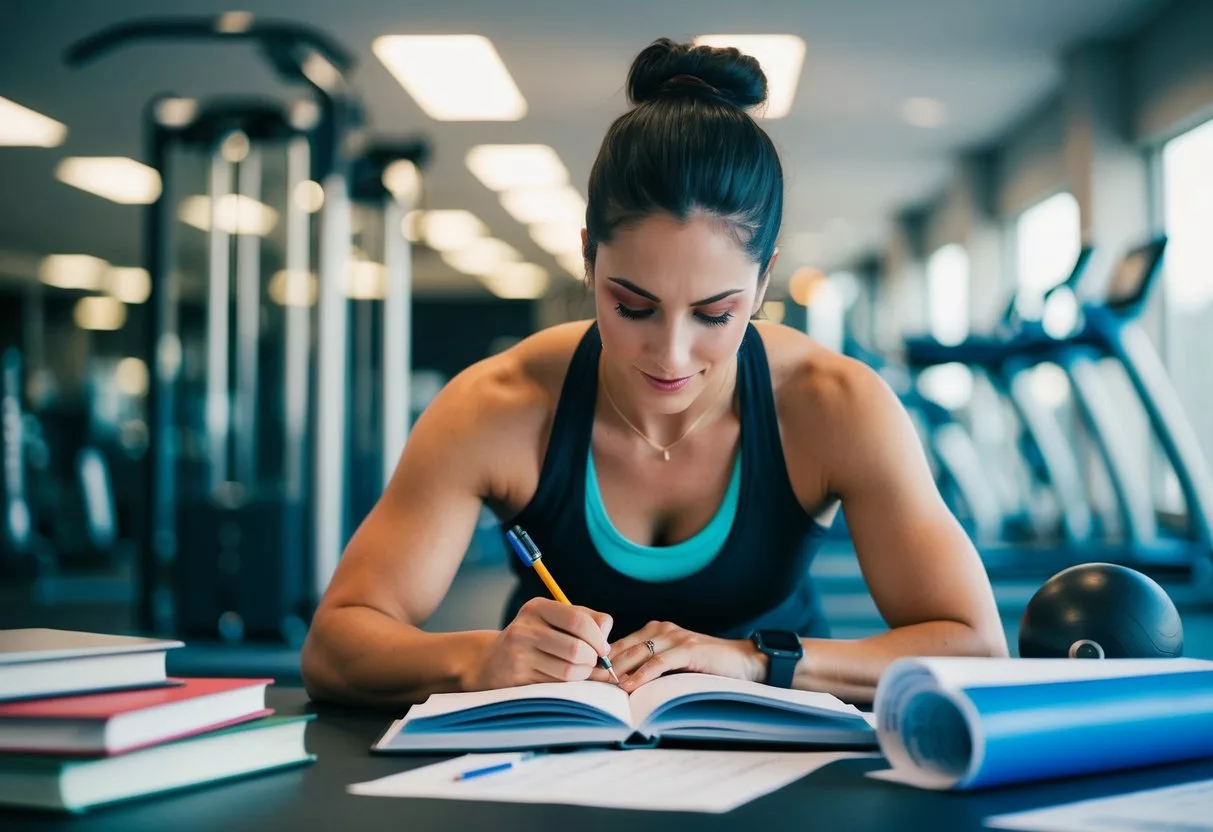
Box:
[1015,192,1081,320]
[918,244,973,409]
[1161,116,1213,470]
[926,244,970,346]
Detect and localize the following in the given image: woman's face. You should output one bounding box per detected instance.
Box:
[591,213,771,414]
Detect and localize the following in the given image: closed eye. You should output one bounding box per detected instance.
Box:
[695,310,733,327]
[614,303,655,320]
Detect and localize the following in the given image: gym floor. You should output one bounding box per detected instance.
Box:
[5,541,1211,685]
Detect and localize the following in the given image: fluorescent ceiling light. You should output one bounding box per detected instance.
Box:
[39,254,109,290]
[373,35,527,121]
[556,251,586,279]
[269,269,318,307]
[178,194,279,236]
[114,357,149,397]
[73,296,126,331]
[220,131,250,163]
[422,210,487,252]
[154,97,197,128]
[480,262,549,299]
[692,35,806,119]
[382,159,422,204]
[293,180,325,213]
[346,261,387,300]
[901,97,948,128]
[441,238,521,276]
[107,267,151,304]
[530,221,583,256]
[402,210,424,242]
[0,96,67,146]
[467,144,569,192]
[55,157,162,205]
[501,185,586,226]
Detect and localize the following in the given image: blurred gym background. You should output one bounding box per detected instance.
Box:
[1,0,1211,680]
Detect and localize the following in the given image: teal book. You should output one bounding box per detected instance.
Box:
[0,714,315,813]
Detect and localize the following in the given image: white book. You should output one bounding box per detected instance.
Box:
[374,672,876,753]
[0,629,183,702]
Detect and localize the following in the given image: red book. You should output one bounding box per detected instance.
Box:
[0,677,273,756]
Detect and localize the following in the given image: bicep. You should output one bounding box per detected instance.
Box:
[831,377,999,633]
[317,382,496,628]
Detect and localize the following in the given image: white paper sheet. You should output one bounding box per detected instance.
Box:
[349,748,874,813]
[985,778,1213,832]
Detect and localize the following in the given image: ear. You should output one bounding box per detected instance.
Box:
[751,248,778,317]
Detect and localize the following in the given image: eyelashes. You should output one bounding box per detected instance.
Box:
[614,303,653,321]
[613,303,733,328]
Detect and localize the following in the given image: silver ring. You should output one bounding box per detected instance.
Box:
[644,639,656,656]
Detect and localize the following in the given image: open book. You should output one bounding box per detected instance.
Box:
[374,673,876,753]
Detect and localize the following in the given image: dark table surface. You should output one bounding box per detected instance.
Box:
[4,686,1213,831]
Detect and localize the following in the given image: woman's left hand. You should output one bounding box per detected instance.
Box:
[607,621,765,692]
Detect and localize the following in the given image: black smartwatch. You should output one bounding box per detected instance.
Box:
[750,629,803,688]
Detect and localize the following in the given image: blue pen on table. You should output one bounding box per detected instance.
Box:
[504,525,620,684]
[454,751,545,781]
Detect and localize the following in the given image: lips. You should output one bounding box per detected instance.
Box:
[640,370,696,393]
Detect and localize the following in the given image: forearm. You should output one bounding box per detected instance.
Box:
[301,603,495,709]
[792,620,1008,705]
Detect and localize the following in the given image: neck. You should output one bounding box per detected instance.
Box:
[598,354,736,448]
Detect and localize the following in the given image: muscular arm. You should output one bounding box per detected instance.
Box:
[783,354,1008,704]
[300,358,536,709]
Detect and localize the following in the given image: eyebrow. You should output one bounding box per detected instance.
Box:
[607,277,744,307]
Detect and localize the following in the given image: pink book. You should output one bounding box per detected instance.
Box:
[0,677,274,756]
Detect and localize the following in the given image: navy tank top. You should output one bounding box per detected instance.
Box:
[501,322,834,639]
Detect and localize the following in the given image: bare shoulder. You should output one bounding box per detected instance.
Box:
[755,322,889,422]
[754,322,905,497]
[414,320,593,505]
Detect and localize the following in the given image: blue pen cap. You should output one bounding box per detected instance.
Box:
[505,526,540,566]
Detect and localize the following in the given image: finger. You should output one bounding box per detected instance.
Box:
[620,646,688,691]
[532,600,612,656]
[587,610,613,643]
[608,622,666,672]
[532,627,600,667]
[612,637,663,677]
[587,665,612,683]
[529,649,595,684]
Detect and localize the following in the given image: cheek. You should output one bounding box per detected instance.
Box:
[693,311,750,363]
[595,299,642,360]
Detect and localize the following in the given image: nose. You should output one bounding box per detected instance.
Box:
[650,316,693,376]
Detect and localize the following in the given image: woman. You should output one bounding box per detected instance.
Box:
[302,38,1007,708]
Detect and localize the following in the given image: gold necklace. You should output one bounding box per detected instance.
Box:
[599,365,731,461]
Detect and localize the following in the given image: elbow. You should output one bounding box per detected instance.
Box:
[300,614,344,704]
[970,621,1010,659]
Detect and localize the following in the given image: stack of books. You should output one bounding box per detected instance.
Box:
[0,628,315,813]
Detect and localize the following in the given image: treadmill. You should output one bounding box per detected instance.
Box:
[908,238,1213,581]
[905,249,1099,553]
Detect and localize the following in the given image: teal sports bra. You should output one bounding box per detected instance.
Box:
[585,448,743,582]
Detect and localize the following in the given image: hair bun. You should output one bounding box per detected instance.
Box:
[627,38,767,110]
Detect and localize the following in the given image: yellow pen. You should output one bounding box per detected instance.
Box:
[505,525,620,684]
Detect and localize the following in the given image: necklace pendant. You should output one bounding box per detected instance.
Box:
[662,449,670,462]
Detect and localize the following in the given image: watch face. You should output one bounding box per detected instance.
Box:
[757,630,802,653]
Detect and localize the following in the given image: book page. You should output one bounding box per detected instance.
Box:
[404,680,632,726]
[626,672,864,727]
[349,748,870,813]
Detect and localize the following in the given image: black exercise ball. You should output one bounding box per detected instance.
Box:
[1018,563,1183,659]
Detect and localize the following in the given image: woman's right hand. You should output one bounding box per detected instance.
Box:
[462,597,614,691]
